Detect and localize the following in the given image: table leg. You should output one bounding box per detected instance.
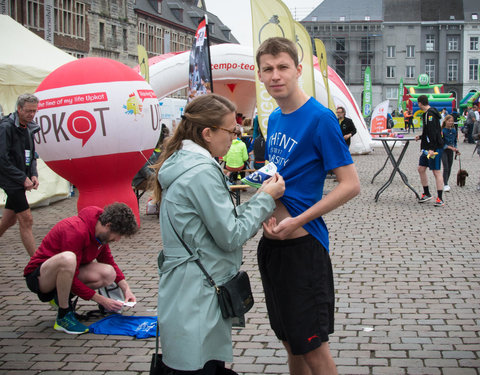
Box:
[391,142,420,200]
[371,141,396,183]
[374,141,398,201]
[374,140,420,202]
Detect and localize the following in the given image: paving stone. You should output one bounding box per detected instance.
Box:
[1,142,480,374]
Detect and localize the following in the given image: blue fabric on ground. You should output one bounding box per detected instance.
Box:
[88,315,157,339]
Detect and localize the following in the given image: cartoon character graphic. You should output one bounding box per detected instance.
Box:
[124,93,143,118]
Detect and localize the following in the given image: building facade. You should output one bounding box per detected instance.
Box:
[1,0,235,74]
[302,0,480,112]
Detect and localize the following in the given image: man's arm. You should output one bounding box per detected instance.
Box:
[266,163,360,240]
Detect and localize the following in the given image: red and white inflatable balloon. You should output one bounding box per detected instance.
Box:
[35,57,161,223]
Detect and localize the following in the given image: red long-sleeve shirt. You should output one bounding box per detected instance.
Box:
[24,206,125,300]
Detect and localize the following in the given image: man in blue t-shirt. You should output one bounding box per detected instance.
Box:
[256,37,360,374]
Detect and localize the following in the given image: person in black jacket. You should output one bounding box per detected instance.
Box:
[336,106,357,147]
[415,95,445,207]
[0,94,40,256]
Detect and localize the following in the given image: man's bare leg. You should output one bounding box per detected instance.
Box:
[37,251,77,309]
[17,209,36,256]
[284,341,337,375]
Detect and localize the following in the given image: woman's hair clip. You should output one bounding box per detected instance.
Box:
[181,114,187,120]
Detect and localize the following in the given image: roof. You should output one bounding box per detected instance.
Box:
[303,0,383,22]
[134,0,238,44]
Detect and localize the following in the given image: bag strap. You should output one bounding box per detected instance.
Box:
[165,208,219,293]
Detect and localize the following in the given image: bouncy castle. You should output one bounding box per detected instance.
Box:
[403,74,455,117]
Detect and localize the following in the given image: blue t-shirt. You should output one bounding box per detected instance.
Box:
[266,97,353,251]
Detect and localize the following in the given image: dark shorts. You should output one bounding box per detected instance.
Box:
[419,148,443,170]
[4,188,29,213]
[258,234,335,355]
[25,265,56,303]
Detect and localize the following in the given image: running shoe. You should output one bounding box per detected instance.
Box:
[54,311,89,334]
[418,194,432,203]
[433,197,445,207]
[444,185,451,192]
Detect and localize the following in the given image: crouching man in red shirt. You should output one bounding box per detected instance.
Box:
[24,202,138,334]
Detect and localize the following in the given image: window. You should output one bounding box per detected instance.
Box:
[123,28,128,51]
[171,31,179,52]
[472,13,478,20]
[447,35,459,51]
[335,58,345,81]
[99,22,105,46]
[156,27,164,54]
[54,0,86,38]
[138,21,146,46]
[361,37,371,52]
[406,45,415,58]
[111,25,117,48]
[447,59,458,81]
[387,46,395,58]
[387,66,395,78]
[425,59,435,83]
[148,25,154,52]
[26,0,41,28]
[469,59,479,81]
[426,34,435,51]
[406,66,415,78]
[336,38,345,51]
[386,87,398,99]
[470,36,479,51]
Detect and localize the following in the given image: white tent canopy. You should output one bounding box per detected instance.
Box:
[0,15,76,113]
[146,44,373,154]
[0,15,73,210]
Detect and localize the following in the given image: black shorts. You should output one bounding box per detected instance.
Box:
[4,188,29,213]
[258,234,335,355]
[25,265,56,303]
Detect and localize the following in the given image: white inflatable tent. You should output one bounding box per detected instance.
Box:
[146,44,372,154]
[0,15,73,210]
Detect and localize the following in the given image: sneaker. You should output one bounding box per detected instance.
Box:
[48,298,58,310]
[444,185,451,192]
[418,194,432,203]
[433,197,445,207]
[54,311,89,334]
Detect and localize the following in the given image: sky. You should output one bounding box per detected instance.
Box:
[205,0,324,46]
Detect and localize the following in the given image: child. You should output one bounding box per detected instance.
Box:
[441,115,460,192]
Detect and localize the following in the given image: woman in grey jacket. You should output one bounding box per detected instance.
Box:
[152,94,285,374]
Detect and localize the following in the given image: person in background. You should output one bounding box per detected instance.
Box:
[472,116,480,191]
[0,93,40,256]
[336,106,357,148]
[23,203,138,334]
[152,93,285,374]
[416,95,445,206]
[223,126,249,184]
[451,108,460,141]
[440,115,459,192]
[465,104,477,144]
[404,109,414,133]
[256,37,360,375]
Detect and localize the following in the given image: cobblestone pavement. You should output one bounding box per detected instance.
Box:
[1,139,479,375]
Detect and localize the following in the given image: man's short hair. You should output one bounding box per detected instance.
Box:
[99,202,138,236]
[256,37,299,67]
[417,95,429,106]
[16,93,39,109]
[336,106,346,114]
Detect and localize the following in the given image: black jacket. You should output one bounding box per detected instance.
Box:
[0,112,40,190]
[339,117,357,146]
[420,107,443,151]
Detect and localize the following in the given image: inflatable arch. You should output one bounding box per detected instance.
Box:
[146,44,372,154]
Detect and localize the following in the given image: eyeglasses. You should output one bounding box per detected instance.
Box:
[211,126,237,135]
